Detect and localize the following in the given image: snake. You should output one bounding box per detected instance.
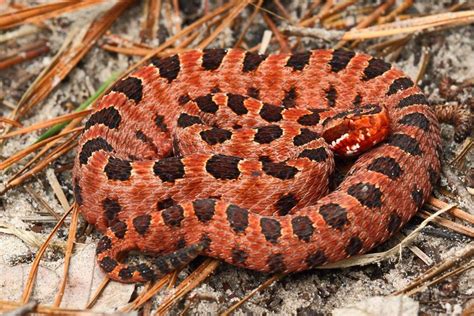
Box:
[72,49,441,283]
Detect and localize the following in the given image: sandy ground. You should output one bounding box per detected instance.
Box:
[0,1,473,315]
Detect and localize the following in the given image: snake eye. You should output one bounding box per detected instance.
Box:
[322,104,390,157]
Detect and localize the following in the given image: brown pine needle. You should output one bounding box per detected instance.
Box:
[0,300,108,315]
[4,132,79,193]
[54,204,79,307]
[21,204,74,303]
[0,116,22,127]
[417,210,474,238]
[393,245,474,296]
[0,110,90,139]
[0,42,50,70]
[335,0,395,48]
[154,259,220,315]
[378,0,414,24]
[12,0,133,121]
[140,0,162,42]
[0,0,105,29]
[197,0,250,49]
[427,196,474,224]
[221,273,285,315]
[101,44,153,56]
[234,0,263,48]
[110,0,238,83]
[415,48,430,84]
[342,10,474,40]
[85,276,110,309]
[0,126,83,171]
[262,12,290,53]
[122,276,173,312]
[405,262,474,296]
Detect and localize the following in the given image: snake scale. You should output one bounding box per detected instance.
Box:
[73,49,441,283]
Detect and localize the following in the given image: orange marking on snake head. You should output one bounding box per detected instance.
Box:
[322,104,390,157]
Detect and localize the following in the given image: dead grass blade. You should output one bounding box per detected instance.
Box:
[0,223,66,252]
[46,169,71,212]
[54,204,79,307]
[154,259,220,315]
[0,0,105,29]
[21,204,74,303]
[317,203,456,269]
[11,0,132,121]
[221,273,284,315]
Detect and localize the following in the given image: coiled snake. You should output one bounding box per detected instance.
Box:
[73,49,441,282]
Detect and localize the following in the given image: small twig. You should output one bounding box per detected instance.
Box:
[405,262,474,296]
[415,47,430,85]
[451,138,473,167]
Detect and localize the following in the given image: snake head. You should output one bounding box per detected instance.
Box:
[322,104,390,157]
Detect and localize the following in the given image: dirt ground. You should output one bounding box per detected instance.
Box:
[0,1,473,315]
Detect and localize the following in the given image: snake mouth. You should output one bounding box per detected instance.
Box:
[322,104,390,157]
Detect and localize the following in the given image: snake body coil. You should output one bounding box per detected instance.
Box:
[73,49,440,282]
